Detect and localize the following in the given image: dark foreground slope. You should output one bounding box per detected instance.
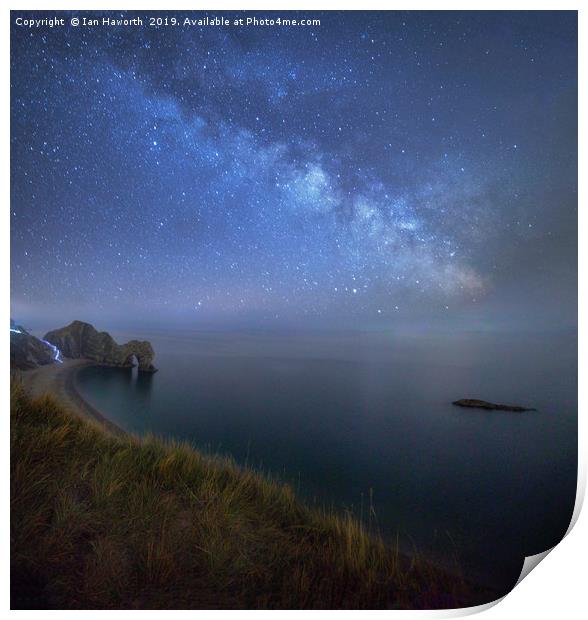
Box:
[11,383,494,609]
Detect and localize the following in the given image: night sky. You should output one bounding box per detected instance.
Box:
[11,11,577,331]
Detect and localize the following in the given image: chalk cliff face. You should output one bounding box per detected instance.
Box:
[10,321,55,369]
[44,320,157,373]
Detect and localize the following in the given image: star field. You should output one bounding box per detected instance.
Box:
[11,11,577,328]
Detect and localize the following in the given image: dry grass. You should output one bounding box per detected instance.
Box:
[11,382,494,609]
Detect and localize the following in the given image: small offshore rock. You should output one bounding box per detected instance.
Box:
[452,398,535,412]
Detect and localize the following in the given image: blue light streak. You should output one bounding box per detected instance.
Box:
[10,326,63,363]
[41,338,63,363]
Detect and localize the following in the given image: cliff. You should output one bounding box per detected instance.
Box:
[43,320,157,373]
[10,320,59,370]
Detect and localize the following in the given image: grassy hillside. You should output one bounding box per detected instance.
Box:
[11,382,493,609]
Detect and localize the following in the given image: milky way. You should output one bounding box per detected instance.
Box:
[11,11,577,328]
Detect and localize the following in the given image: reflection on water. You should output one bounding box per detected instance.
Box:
[136,370,154,396]
[76,329,577,595]
[77,366,154,423]
[91,366,154,392]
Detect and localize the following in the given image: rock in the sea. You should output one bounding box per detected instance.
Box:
[10,320,56,369]
[452,399,535,412]
[44,320,158,373]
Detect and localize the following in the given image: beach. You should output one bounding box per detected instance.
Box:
[15,359,125,436]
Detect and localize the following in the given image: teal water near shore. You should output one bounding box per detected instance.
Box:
[75,328,577,593]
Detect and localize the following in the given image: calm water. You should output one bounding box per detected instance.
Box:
[76,328,577,593]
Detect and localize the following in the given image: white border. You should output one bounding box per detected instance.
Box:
[3,2,583,618]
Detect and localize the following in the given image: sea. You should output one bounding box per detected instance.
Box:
[74,327,577,595]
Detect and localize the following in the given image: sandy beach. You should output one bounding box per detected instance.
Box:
[14,359,126,436]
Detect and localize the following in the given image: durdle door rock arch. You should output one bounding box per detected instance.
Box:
[43,320,158,373]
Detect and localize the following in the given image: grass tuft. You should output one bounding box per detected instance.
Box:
[11,381,494,609]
